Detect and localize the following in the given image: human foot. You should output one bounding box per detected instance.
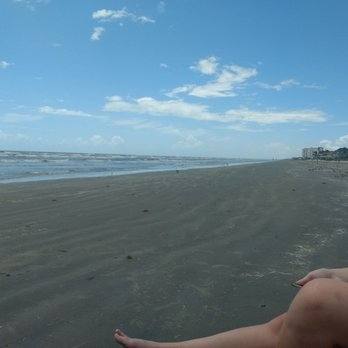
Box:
[114,329,159,348]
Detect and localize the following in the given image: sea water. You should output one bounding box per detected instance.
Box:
[0,150,266,183]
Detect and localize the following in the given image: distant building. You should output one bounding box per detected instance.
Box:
[317,149,335,160]
[302,147,324,159]
[299,146,348,160]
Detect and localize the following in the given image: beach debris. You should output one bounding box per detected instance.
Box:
[176,170,180,174]
[142,209,149,213]
[322,182,326,184]
[58,249,67,253]
[52,199,57,202]
[126,255,133,260]
[87,276,95,281]
[292,188,296,191]
[260,304,266,308]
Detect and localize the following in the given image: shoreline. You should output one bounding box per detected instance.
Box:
[0,160,268,185]
[1,160,347,347]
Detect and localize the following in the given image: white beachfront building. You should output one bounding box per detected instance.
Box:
[302,147,324,159]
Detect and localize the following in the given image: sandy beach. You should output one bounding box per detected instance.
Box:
[0,160,347,348]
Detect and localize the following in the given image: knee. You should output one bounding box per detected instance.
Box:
[278,279,345,346]
[287,278,341,327]
[298,278,340,311]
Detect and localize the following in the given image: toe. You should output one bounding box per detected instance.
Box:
[115,329,127,337]
[114,331,132,347]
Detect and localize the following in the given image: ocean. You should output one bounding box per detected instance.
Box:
[0,150,266,184]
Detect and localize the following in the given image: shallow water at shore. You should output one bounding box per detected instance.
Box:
[0,150,265,183]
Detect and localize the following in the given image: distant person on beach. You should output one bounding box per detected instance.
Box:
[114,267,348,347]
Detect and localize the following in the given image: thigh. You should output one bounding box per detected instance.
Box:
[267,313,287,336]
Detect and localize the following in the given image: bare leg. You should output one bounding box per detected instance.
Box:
[114,313,286,348]
[278,278,348,347]
[115,278,348,348]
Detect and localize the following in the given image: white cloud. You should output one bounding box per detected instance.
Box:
[92,8,155,24]
[168,64,257,98]
[78,134,124,147]
[174,134,202,148]
[113,118,160,130]
[91,27,105,41]
[320,134,348,150]
[0,61,12,69]
[104,96,219,122]
[190,65,257,97]
[160,63,168,69]
[90,134,105,145]
[225,124,269,132]
[256,79,300,91]
[113,116,191,134]
[39,106,92,117]
[166,85,192,97]
[104,95,326,125]
[156,125,204,148]
[256,79,325,91]
[225,108,326,124]
[110,135,125,145]
[190,56,218,75]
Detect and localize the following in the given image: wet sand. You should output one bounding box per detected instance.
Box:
[0,160,347,347]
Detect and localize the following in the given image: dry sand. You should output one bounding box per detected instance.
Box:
[0,160,347,347]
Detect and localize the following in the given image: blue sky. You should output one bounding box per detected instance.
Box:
[0,0,347,158]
